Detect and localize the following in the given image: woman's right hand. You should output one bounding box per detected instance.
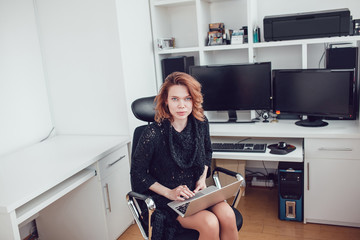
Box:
[166,185,195,201]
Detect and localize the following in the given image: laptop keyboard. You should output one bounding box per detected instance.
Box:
[175,202,190,214]
[212,142,267,153]
[174,191,206,214]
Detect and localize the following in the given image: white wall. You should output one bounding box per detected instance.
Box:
[35,0,130,136]
[115,0,157,138]
[1,0,155,237]
[0,0,156,154]
[0,0,53,156]
[1,0,139,158]
[256,0,360,21]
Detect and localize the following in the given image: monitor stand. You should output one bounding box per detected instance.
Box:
[228,110,237,122]
[295,116,328,127]
[229,110,254,123]
[205,111,255,123]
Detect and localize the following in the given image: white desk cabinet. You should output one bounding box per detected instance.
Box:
[304,138,360,227]
[99,145,133,240]
[209,120,360,227]
[36,174,109,240]
[0,135,132,240]
[36,144,132,240]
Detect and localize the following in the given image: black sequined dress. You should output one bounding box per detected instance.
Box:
[130,115,212,239]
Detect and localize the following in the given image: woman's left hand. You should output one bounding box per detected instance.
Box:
[193,165,208,193]
[193,178,206,193]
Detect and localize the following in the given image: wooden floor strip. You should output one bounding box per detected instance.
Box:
[118,186,360,240]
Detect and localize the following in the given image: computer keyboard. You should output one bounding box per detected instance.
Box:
[211,142,267,153]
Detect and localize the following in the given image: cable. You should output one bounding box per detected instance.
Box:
[28,225,38,240]
[245,169,266,177]
[237,137,251,143]
[262,161,269,176]
[318,43,329,68]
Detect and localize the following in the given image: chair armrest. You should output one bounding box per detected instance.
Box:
[126,191,156,239]
[127,191,153,202]
[212,167,246,208]
[212,166,238,177]
[212,167,246,185]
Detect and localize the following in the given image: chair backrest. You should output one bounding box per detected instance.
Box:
[131,95,156,155]
[131,96,156,122]
[130,96,157,235]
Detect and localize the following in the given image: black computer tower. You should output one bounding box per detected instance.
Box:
[278,162,303,222]
[326,47,359,119]
[161,56,195,82]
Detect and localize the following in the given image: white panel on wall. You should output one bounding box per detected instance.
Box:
[0,0,53,156]
[35,0,129,135]
[115,0,157,137]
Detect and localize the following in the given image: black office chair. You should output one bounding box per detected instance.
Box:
[126,96,245,240]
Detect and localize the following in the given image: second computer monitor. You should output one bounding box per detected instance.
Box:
[272,69,356,127]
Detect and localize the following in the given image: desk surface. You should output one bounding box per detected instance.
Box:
[210,119,360,139]
[0,135,130,214]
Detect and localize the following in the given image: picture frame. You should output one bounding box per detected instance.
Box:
[157,38,175,50]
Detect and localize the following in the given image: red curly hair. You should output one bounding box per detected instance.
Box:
[154,72,204,123]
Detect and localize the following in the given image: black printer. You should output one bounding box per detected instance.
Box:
[264,8,351,41]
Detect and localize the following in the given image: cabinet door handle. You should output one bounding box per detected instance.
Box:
[104,183,112,213]
[108,155,126,167]
[318,147,352,151]
[307,162,310,191]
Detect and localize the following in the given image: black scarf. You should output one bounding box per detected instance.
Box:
[167,115,203,170]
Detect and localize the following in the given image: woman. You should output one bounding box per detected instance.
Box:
[131,72,238,240]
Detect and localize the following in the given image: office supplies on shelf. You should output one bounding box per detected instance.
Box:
[211,142,267,153]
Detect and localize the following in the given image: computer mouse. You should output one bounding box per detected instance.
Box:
[270,148,288,155]
[277,141,288,149]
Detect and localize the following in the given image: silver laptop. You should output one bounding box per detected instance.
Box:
[167,180,242,217]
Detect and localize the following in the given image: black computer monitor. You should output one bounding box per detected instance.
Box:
[272,69,356,127]
[190,62,272,122]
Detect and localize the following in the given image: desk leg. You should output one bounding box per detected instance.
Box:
[0,211,21,240]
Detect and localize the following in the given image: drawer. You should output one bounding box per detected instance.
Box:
[98,146,129,179]
[305,138,360,160]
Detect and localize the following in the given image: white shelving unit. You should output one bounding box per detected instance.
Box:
[150,0,360,87]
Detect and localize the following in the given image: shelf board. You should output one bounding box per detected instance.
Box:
[156,46,199,54]
[202,0,236,3]
[254,35,360,48]
[153,0,195,7]
[156,44,251,55]
[211,138,304,162]
[203,44,250,51]
[155,35,360,55]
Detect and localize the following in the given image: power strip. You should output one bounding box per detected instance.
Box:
[251,177,274,187]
